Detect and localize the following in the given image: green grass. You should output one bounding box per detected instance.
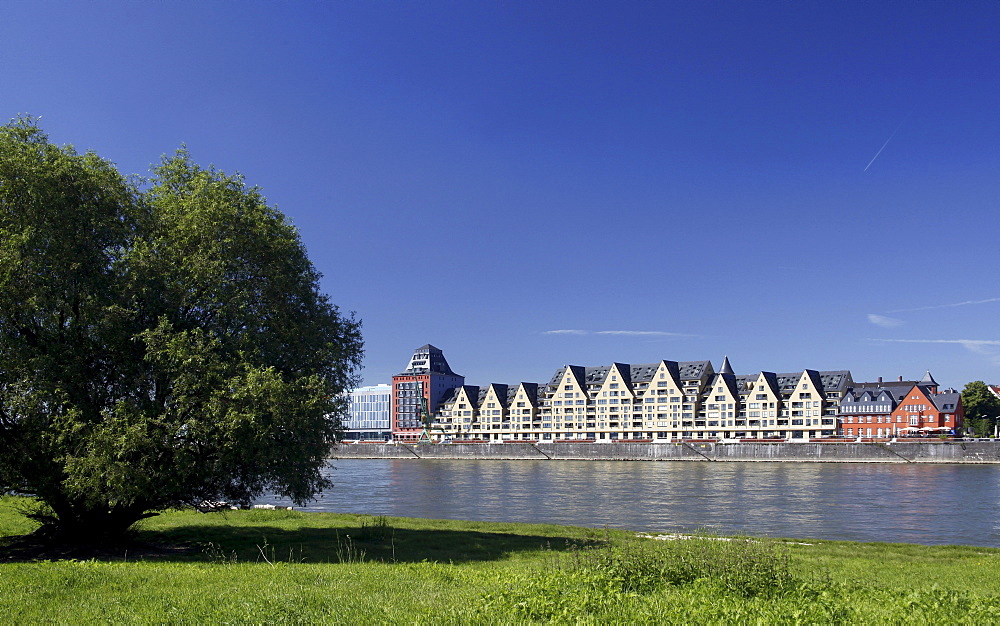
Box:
[3,495,1000,623]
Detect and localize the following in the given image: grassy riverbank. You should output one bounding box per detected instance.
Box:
[2,496,1000,623]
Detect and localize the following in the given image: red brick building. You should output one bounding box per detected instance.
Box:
[839,371,963,438]
[391,345,464,441]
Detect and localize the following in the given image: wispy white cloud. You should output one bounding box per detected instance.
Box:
[870,337,1000,365]
[870,338,1000,346]
[596,330,694,337]
[543,329,587,335]
[887,297,1000,314]
[867,313,903,328]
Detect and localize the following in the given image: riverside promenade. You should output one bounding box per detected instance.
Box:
[331,440,1000,463]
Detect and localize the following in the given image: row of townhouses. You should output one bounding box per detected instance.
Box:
[344,345,964,443]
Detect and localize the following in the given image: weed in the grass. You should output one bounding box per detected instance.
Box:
[357,515,391,541]
[470,533,805,622]
[354,515,396,561]
[200,541,237,564]
[333,531,365,564]
[562,531,794,597]
[255,538,305,565]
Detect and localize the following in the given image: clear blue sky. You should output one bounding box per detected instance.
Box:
[4,1,999,390]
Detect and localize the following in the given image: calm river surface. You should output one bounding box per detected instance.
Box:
[258,460,1000,547]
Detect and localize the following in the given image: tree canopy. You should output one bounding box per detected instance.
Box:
[0,117,363,541]
[960,381,1000,438]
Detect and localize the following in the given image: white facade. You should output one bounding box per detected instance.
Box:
[344,384,392,440]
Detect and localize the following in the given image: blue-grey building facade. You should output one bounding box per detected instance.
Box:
[343,384,392,441]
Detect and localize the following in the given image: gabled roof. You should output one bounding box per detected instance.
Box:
[440,385,479,407]
[758,372,781,397]
[710,371,740,397]
[547,365,588,391]
[611,362,633,387]
[484,383,510,407]
[852,383,913,402]
[513,382,541,406]
[840,385,899,409]
[769,369,851,394]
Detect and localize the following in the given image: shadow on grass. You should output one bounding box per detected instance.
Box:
[0,520,601,564]
[153,522,596,564]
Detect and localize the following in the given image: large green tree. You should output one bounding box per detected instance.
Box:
[961,381,1000,437]
[0,118,362,541]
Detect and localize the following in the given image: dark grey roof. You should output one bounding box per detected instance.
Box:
[630,363,661,383]
[819,371,853,392]
[854,379,918,389]
[678,360,713,381]
[840,384,901,412]
[774,373,800,393]
[921,370,939,386]
[398,344,460,376]
[718,356,734,376]
[849,388,895,402]
[847,383,914,402]
[738,369,853,394]
[438,387,459,404]
[734,375,756,394]
[931,391,961,411]
[583,365,612,385]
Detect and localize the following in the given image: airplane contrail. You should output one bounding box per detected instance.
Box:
[864,121,905,171]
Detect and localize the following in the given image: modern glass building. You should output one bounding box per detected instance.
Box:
[343,384,392,441]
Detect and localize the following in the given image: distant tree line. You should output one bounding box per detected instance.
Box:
[961,381,1000,437]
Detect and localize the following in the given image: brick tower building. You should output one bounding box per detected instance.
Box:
[391,345,464,441]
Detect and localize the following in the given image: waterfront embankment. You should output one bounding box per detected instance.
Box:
[331,440,1000,463]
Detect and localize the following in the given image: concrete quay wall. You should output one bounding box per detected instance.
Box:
[330,441,1000,464]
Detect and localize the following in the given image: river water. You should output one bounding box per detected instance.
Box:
[258,459,1000,547]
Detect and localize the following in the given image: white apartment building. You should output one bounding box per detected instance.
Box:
[435,356,852,442]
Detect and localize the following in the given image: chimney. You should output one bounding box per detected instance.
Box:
[877,376,882,384]
[898,376,903,382]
